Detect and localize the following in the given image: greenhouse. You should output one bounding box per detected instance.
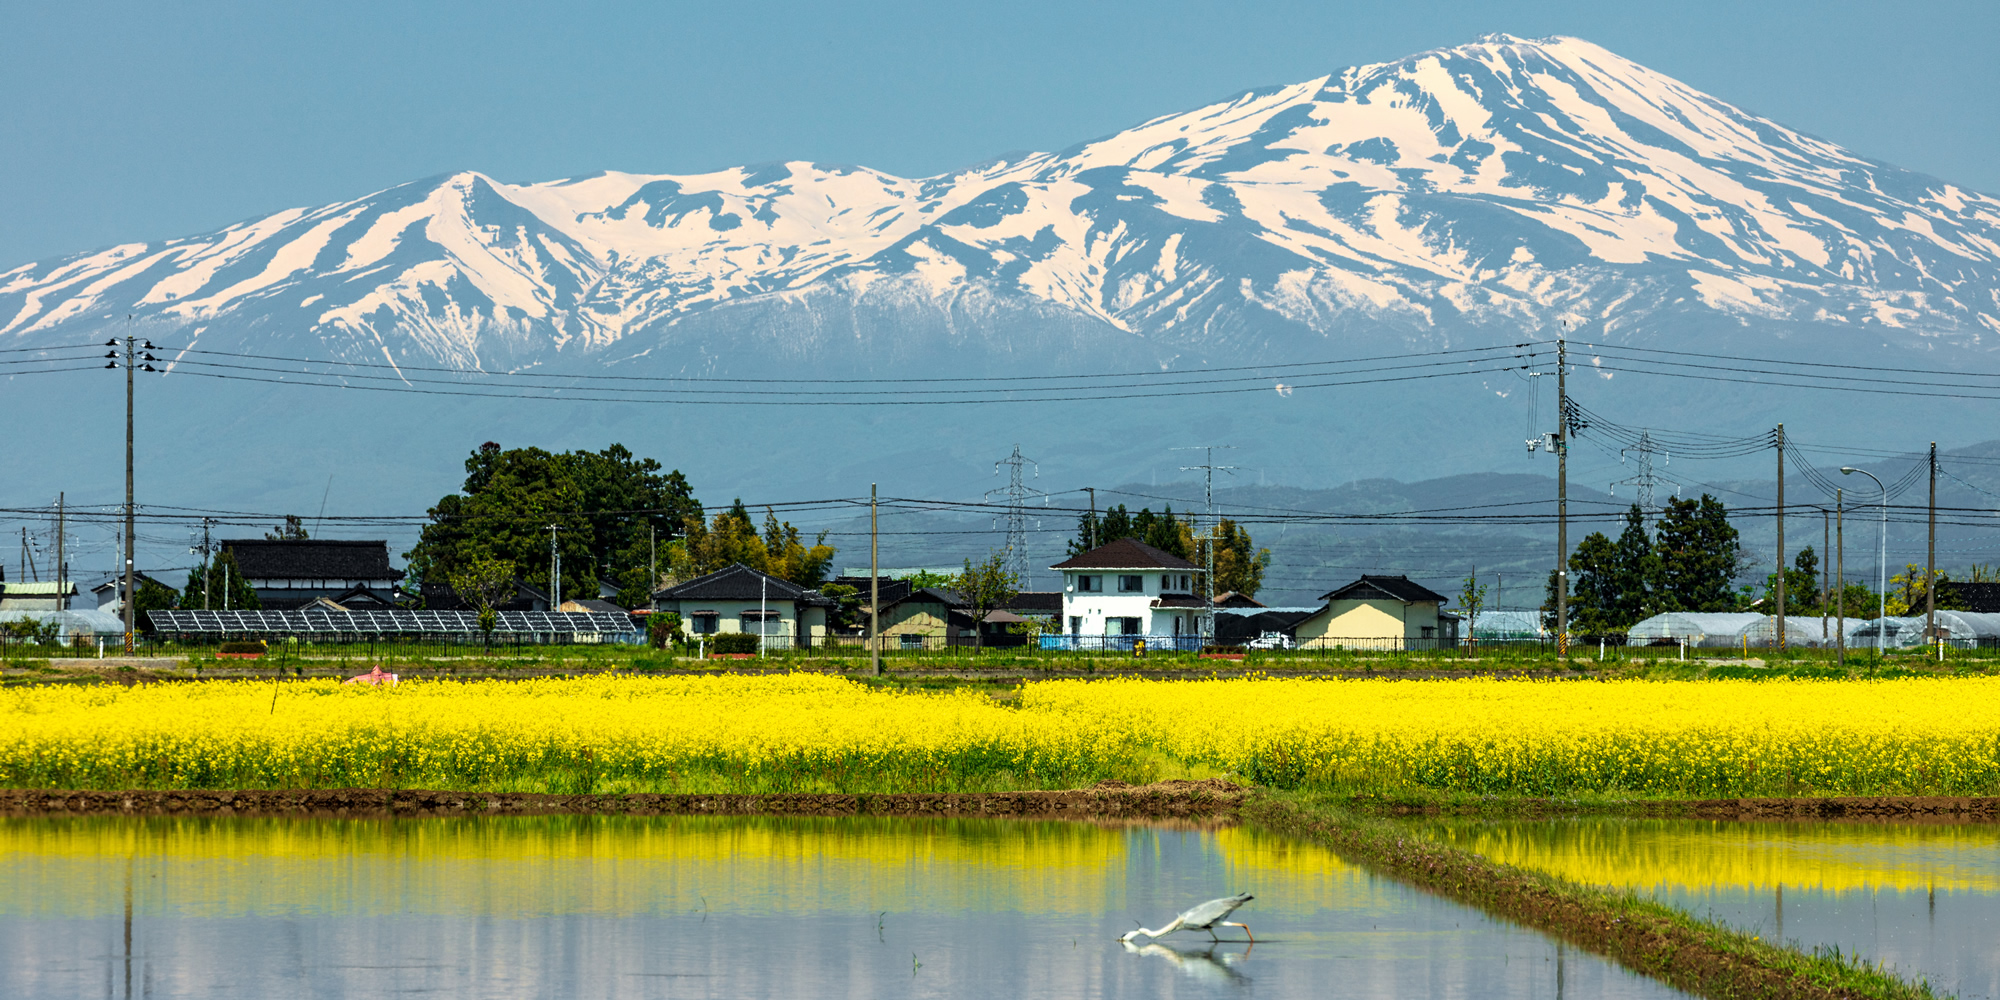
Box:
[1849,611,2000,649]
[0,609,127,639]
[1465,610,1545,640]
[1625,612,1768,648]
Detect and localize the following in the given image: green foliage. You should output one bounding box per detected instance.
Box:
[1203,518,1271,598]
[405,442,701,607]
[2,618,61,643]
[711,632,759,654]
[818,583,861,630]
[648,611,683,650]
[902,570,957,588]
[1654,495,1740,612]
[672,501,835,587]
[1455,570,1487,633]
[1764,546,1825,614]
[953,551,1021,650]
[1546,498,1740,632]
[182,550,260,611]
[1068,504,1192,559]
[448,557,517,616]
[265,515,309,540]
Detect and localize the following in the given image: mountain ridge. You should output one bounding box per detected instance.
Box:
[7,34,1997,373]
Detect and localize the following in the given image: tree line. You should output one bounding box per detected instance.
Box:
[1069,504,1271,598]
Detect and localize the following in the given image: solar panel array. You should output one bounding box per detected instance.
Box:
[147,609,636,635]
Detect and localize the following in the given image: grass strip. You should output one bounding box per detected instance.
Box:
[1245,791,1942,1000]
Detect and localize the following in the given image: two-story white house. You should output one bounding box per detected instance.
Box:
[1050,538,1202,646]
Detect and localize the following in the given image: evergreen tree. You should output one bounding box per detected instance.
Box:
[1654,495,1741,612]
[182,550,260,610]
[1609,505,1660,623]
[669,501,835,587]
[1565,530,1621,634]
[1763,546,1824,614]
[405,441,700,607]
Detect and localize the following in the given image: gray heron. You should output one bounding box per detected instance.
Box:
[1119,893,1255,943]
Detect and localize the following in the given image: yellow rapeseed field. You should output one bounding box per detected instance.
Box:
[2,674,1996,796]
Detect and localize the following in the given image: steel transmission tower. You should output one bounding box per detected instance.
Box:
[1608,431,1680,514]
[985,445,1048,586]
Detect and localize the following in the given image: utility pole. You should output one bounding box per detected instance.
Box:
[1836,489,1845,670]
[650,524,657,597]
[1821,509,1830,646]
[1775,424,1785,651]
[547,523,560,608]
[1175,445,1236,644]
[1927,442,1937,648]
[1556,337,1569,657]
[56,492,66,612]
[1085,487,1096,550]
[106,328,156,654]
[870,483,880,676]
[202,519,213,610]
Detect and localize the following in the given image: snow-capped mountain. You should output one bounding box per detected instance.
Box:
[8,34,1997,372]
[7,33,2000,572]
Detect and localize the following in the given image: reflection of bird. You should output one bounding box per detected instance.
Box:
[1119,893,1254,943]
[1121,940,1249,984]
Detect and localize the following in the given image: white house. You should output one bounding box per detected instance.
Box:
[651,563,834,649]
[1050,538,1202,644]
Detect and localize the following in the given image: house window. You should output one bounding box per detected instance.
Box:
[1105,616,1141,636]
[1068,616,1082,636]
[1118,575,1144,593]
[1421,626,1436,639]
[1161,574,1173,590]
[900,633,924,649]
[1076,575,1101,592]
[741,610,779,633]
[689,612,719,634]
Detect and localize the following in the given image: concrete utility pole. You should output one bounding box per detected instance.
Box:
[55,492,65,612]
[1836,489,1845,669]
[1774,424,1785,651]
[870,483,881,676]
[1927,442,1937,649]
[1556,336,1569,657]
[1084,487,1096,550]
[547,523,561,608]
[106,328,155,653]
[1175,445,1235,644]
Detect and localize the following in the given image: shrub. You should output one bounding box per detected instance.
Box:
[648,612,683,650]
[711,632,759,654]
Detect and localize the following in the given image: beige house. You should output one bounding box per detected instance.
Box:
[651,563,834,649]
[1293,575,1458,647]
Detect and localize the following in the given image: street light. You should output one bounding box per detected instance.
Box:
[1840,466,1888,652]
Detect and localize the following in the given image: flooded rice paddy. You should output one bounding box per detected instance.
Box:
[2,814,1687,999]
[1425,817,2000,1000]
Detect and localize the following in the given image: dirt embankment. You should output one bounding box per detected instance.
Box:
[1248,797,1935,1000]
[1363,794,2000,822]
[0,779,1246,822]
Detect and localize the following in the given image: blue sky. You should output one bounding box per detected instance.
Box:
[3,0,1994,268]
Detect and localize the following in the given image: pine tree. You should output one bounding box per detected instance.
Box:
[1654,495,1740,612]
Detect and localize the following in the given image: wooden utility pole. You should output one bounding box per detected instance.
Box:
[1774,424,1785,650]
[1555,337,1569,657]
[870,483,881,676]
[1821,509,1830,646]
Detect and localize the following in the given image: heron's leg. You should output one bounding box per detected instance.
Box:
[1221,921,1254,942]
[1207,927,1219,941]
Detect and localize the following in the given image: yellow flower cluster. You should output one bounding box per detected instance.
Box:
[0,674,1135,793]
[1021,675,2000,797]
[3,674,1996,797]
